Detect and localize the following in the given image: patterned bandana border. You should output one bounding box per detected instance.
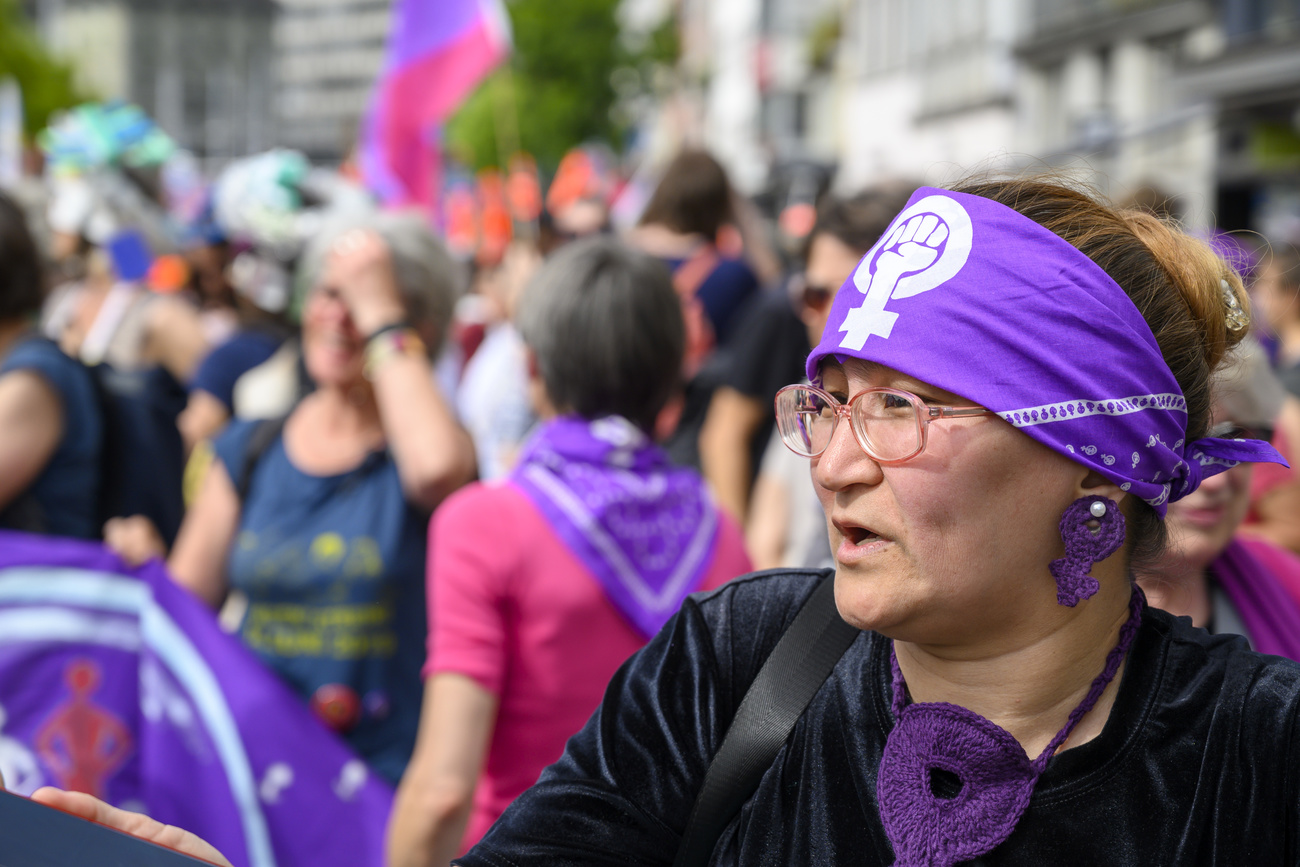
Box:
[806,187,1287,515]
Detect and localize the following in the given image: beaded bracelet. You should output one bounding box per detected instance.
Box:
[363,326,426,380]
[364,320,414,343]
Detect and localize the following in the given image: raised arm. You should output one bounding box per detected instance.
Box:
[329,230,476,511]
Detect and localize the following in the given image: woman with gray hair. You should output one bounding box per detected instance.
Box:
[385,236,750,866]
[106,212,476,784]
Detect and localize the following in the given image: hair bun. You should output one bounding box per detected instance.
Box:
[1120,210,1248,375]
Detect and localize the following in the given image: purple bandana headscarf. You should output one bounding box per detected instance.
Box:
[806,187,1287,515]
[510,415,719,638]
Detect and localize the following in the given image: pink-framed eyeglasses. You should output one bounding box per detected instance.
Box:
[774,383,995,463]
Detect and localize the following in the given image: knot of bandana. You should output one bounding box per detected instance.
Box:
[805,187,1288,516]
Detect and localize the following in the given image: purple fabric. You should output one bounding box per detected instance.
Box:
[878,589,1145,866]
[386,1,484,63]
[359,0,508,206]
[0,531,392,867]
[1050,495,1125,607]
[806,187,1287,516]
[1211,537,1300,661]
[509,416,719,639]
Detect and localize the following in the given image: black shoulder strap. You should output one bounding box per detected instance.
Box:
[672,572,859,867]
[236,415,288,502]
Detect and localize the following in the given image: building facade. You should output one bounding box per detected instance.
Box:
[29,0,278,167]
[674,0,1300,233]
[1175,0,1300,237]
[274,0,392,162]
[1015,0,1223,226]
[837,0,1026,190]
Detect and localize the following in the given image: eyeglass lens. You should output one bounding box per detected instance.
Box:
[776,386,923,460]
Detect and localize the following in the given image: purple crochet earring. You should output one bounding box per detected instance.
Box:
[1049,495,1125,607]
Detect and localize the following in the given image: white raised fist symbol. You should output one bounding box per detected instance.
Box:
[838,195,974,348]
[862,214,949,299]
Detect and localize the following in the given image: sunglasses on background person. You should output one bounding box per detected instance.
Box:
[788,273,835,314]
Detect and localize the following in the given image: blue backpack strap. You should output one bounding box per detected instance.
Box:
[236,415,288,503]
[672,571,859,867]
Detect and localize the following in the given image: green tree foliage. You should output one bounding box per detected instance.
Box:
[446,0,676,172]
[0,0,85,137]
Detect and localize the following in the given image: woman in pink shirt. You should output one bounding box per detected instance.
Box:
[386,238,752,866]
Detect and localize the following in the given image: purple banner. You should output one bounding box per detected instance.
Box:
[0,531,393,867]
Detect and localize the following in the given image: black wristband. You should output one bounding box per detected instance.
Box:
[365,320,413,344]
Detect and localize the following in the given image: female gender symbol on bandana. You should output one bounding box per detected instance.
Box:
[839,195,974,348]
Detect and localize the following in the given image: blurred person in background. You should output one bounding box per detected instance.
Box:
[0,191,102,539]
[1137,337,1300,660]
[626,150,760,469]
[386,237,751,866]
[702,189,908,525]
[176,249,296,453]
[177,150,375,452]
[41,189,210,387]
[456,241,541,480]
[39,106,209,387]
[1254,242,1300,396]
[107,211,476,783]
[1233,241,1300,556]
[1241,393,1300,555]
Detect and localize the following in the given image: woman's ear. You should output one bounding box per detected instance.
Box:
[1076,469,1128,505]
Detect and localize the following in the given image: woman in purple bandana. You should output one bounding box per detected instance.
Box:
[434,177,1300,867]
[386,237,751,866]
[52,179,1300,866]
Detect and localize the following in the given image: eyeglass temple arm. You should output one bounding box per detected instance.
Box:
[928,406,997,419]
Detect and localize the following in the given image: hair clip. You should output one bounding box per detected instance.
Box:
[1221,279,1249,334]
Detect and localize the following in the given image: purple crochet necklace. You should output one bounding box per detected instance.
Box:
[877,589,1145,866]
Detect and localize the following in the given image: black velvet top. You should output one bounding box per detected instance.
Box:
[458,569,1300,866]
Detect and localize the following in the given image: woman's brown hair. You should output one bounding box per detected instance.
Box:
[638,150,735,241]
[949,177,1249,567]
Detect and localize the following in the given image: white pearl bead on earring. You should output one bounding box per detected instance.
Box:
[1089,501,1107,519]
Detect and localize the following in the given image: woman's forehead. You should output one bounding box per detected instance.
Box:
[818,357,966,401]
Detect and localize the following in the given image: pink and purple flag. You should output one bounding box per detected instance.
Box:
[0,532,393,867]
[360,0,511,211]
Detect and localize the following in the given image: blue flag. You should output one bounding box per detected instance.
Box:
[0,531,393,867]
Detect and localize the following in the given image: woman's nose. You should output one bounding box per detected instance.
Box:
[812,415,884,492]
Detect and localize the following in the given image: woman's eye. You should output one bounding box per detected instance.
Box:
[882,394,915,410]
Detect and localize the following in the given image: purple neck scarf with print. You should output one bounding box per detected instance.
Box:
[806,187,1287,514]
[510,415,719,638]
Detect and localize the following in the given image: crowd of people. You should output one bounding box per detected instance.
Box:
[4,99,1300,865]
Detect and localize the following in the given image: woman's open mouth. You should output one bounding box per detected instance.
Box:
[832,517,892,561]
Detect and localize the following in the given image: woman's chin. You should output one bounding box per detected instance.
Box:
[305,358,364,389]
[831,572,905,633]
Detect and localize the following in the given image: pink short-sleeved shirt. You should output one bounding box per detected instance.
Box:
[426,480,752,852]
